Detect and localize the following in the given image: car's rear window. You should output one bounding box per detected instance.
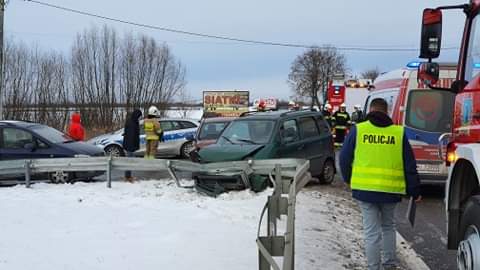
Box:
[31,125,72,143]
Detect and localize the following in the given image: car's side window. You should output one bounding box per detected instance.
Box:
[160,121,174,132]
[36,139,49,149]
[299,117,320,139]
[280,119,299,144]
[180,121,197,129]
[172,121,183,131]
[2,128,34,149]
[316,116,330,134]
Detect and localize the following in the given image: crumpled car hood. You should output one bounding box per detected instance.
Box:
[198,144,265,162]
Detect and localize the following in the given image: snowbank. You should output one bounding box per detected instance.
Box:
[0,180,377,270]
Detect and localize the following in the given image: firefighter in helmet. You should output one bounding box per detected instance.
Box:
[322,103,333,128]
[332,103,351,147]
[143,106,163,159]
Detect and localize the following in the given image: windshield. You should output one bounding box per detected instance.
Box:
[405,90,455,133]
[198,121,229,140]
[219,120,275,145]
[31,125,73,143]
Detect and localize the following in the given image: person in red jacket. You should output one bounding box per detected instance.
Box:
[68,112,85,141]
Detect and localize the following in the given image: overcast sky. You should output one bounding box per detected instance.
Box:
[7,0,467,101]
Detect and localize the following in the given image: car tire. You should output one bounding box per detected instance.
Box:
[317,159,335,185]
[104,145,125,157]
[457,195,480,270]
[181,141,194,159]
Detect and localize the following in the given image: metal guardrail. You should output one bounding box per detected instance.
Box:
[257,161,311,270]
[0,156,310,269]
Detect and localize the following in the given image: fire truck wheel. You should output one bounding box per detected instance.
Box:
[457,195,480,270]
[317,159,335,185]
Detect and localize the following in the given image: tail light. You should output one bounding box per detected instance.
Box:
[446,142,458,166]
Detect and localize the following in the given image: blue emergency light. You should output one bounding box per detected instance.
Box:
[474,63,480,69]
[406,61,421,68]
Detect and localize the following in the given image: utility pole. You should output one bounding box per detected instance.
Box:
[0,0,5,120]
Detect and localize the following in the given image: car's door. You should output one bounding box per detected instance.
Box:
[158,121,176,154]
[275,119,304,159]
[298,115,325,176]
[0,127,54,160]
[158,120,198,156]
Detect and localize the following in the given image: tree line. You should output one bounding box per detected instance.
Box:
[3,25,186,133]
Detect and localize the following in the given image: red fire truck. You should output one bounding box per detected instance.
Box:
[367,62,456,185]
[418,2,480,268]
[326,80,346,112]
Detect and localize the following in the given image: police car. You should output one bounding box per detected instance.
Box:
[88,118,199,158]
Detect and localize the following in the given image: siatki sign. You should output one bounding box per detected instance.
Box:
[203,90,250,117]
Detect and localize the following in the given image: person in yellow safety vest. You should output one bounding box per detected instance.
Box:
[339,98,421,270]
[332,103,351,147]
[144,106,163,159]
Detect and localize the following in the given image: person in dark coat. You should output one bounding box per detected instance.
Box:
[67,112,85,141]
[339,98,421,270]
[122,109,142,182]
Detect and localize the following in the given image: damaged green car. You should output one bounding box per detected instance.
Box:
[194,110,336,195]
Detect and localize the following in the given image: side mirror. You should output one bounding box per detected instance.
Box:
[418,62,440,86]
[420,8,443,59]
[24,143,36,152]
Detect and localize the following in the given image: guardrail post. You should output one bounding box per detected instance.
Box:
[24,160,31,188]
[106,156,112,188]
[268,164,282,236]
[258,249,270,270]
[166,160,181,188]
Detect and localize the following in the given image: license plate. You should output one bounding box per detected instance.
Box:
[417,163,440,173]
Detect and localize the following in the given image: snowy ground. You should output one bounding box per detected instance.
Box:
[0,179,414,270]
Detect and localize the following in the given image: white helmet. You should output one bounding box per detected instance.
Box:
[288,101,295,106]
[340,103,346,108]
[148,105,159,116]
[325,104,332,110]
[354,104,361,109]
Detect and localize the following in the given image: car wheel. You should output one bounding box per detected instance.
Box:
[49,171,70,184]
[457,195,480,270]
[105,145,125,157]
[181,141,195,159]
[317,159,335,185]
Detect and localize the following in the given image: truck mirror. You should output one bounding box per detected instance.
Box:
[418,62,440,86]
[420,8,442,59]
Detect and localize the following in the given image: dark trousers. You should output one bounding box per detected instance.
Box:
[124,151,134,178]
[335,128,347,143]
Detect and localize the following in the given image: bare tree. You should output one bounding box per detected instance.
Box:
[288,46,347,107]
[361,67,381,83]
[71,26,119,131]
[118,32,186,118]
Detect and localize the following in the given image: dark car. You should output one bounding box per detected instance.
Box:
[189,117,235,161]
[197,110,336,184]
[0,121,105,183]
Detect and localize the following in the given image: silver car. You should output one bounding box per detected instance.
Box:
[88,118,199,158]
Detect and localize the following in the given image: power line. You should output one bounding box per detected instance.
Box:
[25,0,459,52]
